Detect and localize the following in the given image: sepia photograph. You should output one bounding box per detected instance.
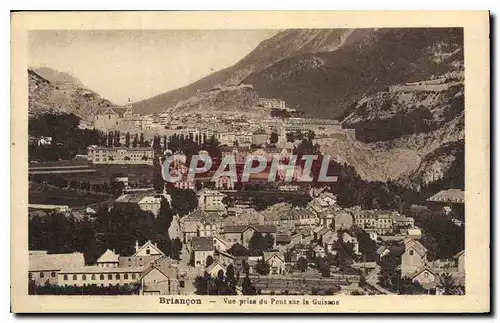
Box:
[10,11,490,313]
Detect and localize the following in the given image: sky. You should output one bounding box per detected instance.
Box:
[29,29,278,105]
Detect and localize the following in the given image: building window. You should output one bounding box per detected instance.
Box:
[63,274,68,281]
[82,274,87,281]
[124,274,128,280]
[108,274,113,280]
[40,272,44,278]
[100,274,104,280]
[409,250,414,256]
[73,274,77,280]
[51,272,56,278]
[146,249,150,255]
[116,274,120,279]
[132,273,136,279]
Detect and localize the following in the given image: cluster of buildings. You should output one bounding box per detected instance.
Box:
[29,241,185,295]
[94,103,156,132]
[87,145,155,165]
[29,185,465,295]
[377,238,465,293]
[88,95,355,154]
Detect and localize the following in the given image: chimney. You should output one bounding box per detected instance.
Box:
[135,240,139,252]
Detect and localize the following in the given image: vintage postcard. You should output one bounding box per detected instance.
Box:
[11,11,490,313]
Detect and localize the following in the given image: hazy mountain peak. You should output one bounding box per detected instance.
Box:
[31,66,85,88]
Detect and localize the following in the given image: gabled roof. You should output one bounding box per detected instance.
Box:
[263,251,284,263]
[206,261,225,273]
[134,240,165,257]
[223,224,277,234]
[409,266,437,280]
[427,189,465,204]
[404,239,427,257]
[139,256,178,280]
[97,249,119,263]
[213,236,229,246]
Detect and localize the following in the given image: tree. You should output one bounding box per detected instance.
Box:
[107,132,113,147]
[163,135,168,149]
[132,134,138,148]
[227,243,249,257]
[125,132,131,147]
[270,132,279,145]
[139,133,145,147]
[171,238,183,260]
[255,258,270,275]
[354,228,378,262]
[264,233,275,250]
[297,257,308,272]
[225,264,237,295]
[153,135,162,151]
[307,130,315,141]
[439,272,460,295]
[248,231,268,251]
[169,188,198,217]
[206,255,214,268]
[318,257,331,277]
[193,271,212,295]
[241,273,257,295]
[114,131,121,147]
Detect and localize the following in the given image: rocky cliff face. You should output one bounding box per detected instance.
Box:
[28,68,116,121]
[321,70,464,186]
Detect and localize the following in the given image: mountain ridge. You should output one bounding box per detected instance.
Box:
[132,29,355,114]
[28,68,117,120]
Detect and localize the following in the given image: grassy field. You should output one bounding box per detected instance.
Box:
[29,182,113,206]
[30,164,155,185]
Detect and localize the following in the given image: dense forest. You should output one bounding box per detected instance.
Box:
[344,107,437,143]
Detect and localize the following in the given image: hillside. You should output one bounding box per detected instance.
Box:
[28,68,117,121]
[170,84,266,116]
[320,69,464,186]
[243,28,464,118]
[132,29,354,114]
[32,67,84,88]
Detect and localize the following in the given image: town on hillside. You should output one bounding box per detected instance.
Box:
[27,28,466,297]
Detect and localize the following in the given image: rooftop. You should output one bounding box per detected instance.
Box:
[191,237,213,251]
[29,251,85,272]
[427,189,465,204]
